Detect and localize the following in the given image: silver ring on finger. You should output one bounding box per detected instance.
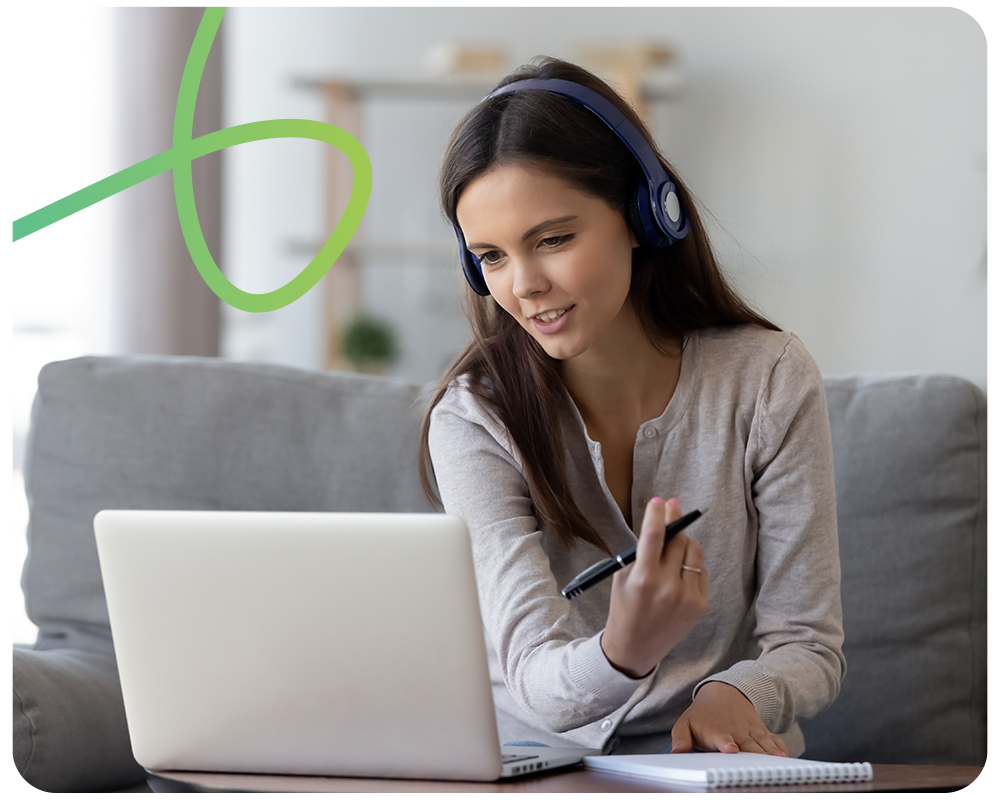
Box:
[681,564,703,574]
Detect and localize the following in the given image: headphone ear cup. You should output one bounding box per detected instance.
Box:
[460,246,490,296]
[626,187,654,248]
[632,181,688,247]
[455,224,491,296]
[659,181,690,242]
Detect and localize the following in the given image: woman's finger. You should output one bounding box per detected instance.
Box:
[661,498,683,559]
[680,537,706,580]
[670,717,695,754]
[634,497,669,567]
[752,731,788,757]
[706,734,741,754]
[661,502,696,571]
[732,734,766,754]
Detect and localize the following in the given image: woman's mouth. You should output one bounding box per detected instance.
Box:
[530,306,573,333]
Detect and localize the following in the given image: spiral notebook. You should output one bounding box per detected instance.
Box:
[584,752,873,788]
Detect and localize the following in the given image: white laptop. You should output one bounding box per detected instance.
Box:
[94,510,589,782]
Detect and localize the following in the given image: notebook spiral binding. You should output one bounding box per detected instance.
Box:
[705,760,874,787]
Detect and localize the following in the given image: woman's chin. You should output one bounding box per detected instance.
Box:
[534,337,585,362]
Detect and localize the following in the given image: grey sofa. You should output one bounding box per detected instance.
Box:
[12,356,986,791]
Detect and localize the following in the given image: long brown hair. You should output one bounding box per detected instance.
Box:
[419,57,777,553]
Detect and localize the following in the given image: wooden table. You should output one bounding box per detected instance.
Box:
[148,763,983,793]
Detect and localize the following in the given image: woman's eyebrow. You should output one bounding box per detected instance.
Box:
[466,216,578,251]
[522,216,577,242]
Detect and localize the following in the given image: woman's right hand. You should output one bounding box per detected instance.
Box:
[600,497,707,678]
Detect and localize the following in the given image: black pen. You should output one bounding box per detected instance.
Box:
[561,509,703,599]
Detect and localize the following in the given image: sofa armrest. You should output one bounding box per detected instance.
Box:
[800,374,986,766]
[13,646,149,791]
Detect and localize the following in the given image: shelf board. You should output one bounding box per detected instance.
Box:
[292,74,504,100]
[292,69,682,101]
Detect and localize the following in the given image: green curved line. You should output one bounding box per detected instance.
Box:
[12,149,177,241]
[12,6,373,315]
[174,8,224,147]
[175,121,371,312]
[172,7,372,313]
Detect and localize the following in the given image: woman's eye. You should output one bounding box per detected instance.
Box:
[541,234,573,248]
[478,250,503,267]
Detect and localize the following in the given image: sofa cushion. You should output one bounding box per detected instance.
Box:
[21,355,433,653]
[800,375,986,765]
[13,646,149,791]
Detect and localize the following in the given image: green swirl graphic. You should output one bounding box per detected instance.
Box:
[11,7,372,313]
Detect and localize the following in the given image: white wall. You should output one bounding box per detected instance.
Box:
[9,5,114,644]
[222,7,986,386]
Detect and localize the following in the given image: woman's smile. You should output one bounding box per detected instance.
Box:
[530,305,573,333]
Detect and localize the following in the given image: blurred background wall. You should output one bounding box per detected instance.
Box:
[220,6,986,385]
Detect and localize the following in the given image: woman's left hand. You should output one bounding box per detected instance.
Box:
[670,681,788,756]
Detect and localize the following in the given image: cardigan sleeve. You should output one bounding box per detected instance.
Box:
[428,387,650,732]
[695,335,846,733]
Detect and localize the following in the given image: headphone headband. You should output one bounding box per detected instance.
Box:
[456,77,689,296]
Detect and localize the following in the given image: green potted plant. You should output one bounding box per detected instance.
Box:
[341,315,398,374]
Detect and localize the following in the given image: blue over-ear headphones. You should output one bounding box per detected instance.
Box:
[455,77,690,297]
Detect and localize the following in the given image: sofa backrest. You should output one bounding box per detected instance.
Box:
[21,356,434,654]
[800,374,986,766]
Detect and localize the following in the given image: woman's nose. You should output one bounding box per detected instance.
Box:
[511,258,549,298]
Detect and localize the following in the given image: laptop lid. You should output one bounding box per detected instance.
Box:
[95,510,510,781]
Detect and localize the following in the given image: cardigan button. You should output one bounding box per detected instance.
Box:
[642,426,657,439]
[600,719,613,732]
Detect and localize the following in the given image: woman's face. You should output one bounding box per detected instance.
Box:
[456,162,638,364]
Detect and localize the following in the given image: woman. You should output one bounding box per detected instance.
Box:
[420,57,844,757]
